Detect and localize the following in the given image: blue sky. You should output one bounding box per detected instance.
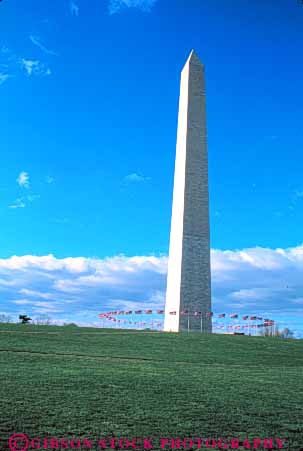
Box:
[0,0,303,335]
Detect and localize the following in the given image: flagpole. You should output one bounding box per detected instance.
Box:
[187,311,190,332]
[200,313,202,333]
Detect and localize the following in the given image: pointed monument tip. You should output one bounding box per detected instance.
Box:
[188,49,202,63]
[182,49,204,70]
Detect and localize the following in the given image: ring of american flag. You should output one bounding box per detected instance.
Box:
[98,310,276,333]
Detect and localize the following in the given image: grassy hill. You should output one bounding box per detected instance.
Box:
[0,324,302,450]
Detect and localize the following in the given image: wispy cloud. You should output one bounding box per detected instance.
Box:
[69,1,79,16]
[8,193,40,209]
[288,187,303,212]
[17,171,30,188]
[123,172,151,183]
[1,44,51,81]
[21,59,51,77]
[295,189,303,199]
[54,218,70,224]
[108,0,158,14]
[27,194,40,202]
[13,299,32,305]
[1,46,10,55]
[19,288,53,300]
[29,35,58,56]
[8,198,26,209]
[0,73,10,85]
[46,176,55,184]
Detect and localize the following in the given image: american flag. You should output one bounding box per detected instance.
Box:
[98,313,107,318]
[264,320,275,326]
[181,310,188,315]
[145,310,152,314]
[135,310,142,314]
[250,316,257,320]
[156,310,164,314]
[206,312,213,318]
[242,315,249,320]
[169,311,176,315]
[230,314,238,319]
[218,313,226,318]
[194,311,202,316]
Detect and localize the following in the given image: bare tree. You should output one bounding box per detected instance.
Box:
[259,325,275,337]
[279,327,294,339]
[260,325,294,338]
[33,314,52,325]
[0,314,12,323]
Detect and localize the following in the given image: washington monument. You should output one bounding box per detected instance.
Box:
[164,50,212,333]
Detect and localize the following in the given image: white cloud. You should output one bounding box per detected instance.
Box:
[21,59,51,77]
[0,245,303,335]
[124,173,151,183]
[21,59,39,76]
[108,0,158,14]
[8,198,26,209]
[70,1,79,16]
[29,35,58,56]
[0,254,166,274]
[17,171,30,188]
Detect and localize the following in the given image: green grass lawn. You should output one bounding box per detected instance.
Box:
[0,324,302,450]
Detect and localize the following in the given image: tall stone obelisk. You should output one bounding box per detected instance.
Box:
[164,50,212,333]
